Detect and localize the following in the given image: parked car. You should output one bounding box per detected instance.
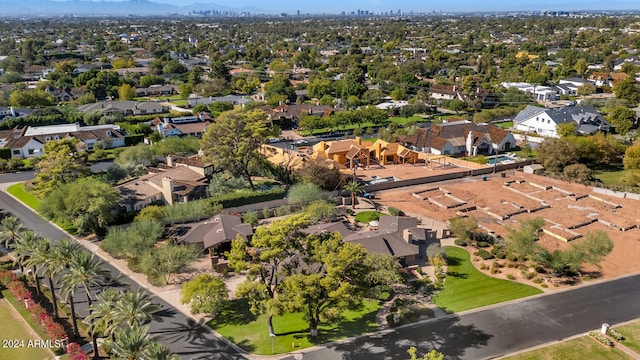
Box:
[269,138,280,143]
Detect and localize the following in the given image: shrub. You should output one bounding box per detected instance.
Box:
[262,207,271,219]
[506,274,516,280]
[214,187,287,208]
[275,205,291,216]
[477,249,493,260]
[479,263,489,270]
[526,272,537,280]
[454,239,467,246]
[388,206,403,216]
[243,211,259,226]
[607,329,625,342]
[532,278,543,284]
[476,241,490,248]
[0,270,17,285]
[589,331,613,346]
[506,253,518,262]
[124,134,145,146]
[67,342,89,360]
[541,283,548,288]
[0,147,11,160]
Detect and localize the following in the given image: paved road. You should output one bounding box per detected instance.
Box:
[0,184,246,359]
[283,274,640,360]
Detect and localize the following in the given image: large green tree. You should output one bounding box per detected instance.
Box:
[32,138,90,198]
[40,177,119,234]
[613,76,639,105]
[608,106,636,135]
[201,108,271,190]
[180,273,228,316]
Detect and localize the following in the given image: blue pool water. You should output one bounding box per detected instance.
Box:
[488,155,515,164]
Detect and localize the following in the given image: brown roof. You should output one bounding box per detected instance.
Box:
[326,139,362,155]
[179,214,253,249]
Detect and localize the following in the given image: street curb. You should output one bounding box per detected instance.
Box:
[1,184,259,360]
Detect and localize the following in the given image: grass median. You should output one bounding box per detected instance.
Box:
[433,247,542,313]
[7,183,41,210]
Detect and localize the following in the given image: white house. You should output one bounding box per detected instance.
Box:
[513,105,610,138]
[401,120,517,156]
[0,123,126,158]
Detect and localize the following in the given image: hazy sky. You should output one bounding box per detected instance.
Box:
[152,0,639,13]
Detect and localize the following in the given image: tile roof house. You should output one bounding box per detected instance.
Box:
[116,164,209,212]
[261,104,335,128]
[429,85,496,107]
[151,113,212,138]
[401,120,516,156]
[514,105,610,138]
[0,123,125,158]
[177,214,253,251]
[312,137,418,169]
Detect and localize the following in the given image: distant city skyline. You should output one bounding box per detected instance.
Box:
[151,0,639,14]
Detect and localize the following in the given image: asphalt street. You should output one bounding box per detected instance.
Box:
[0,179,246,360]
[285,274,640,360]
[3,172,640,360]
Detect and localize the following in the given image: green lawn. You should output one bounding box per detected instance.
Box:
[502,335,629,360]
[433,247,543,313]
[388,115,426,125]
[0,294,55,360]
[6,183,41,210]
[616,320,640,353]
[209,298,380,355]
[496,121,514,129]
[591,164,630,186]
[354,211,385,223]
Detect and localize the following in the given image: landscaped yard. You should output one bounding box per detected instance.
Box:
[388,115,426,125]
[0,296,54,360]
[617,320,640,353]
[433,247,543,313]
[502,335,629,360]
[591,164,631,186]
[354,211,385,223]
[209,298,380,355]
[7,183,41,210]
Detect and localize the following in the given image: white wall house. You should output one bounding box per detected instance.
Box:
[514,105,610,138]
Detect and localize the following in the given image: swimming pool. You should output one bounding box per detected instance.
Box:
[487,155,516,164]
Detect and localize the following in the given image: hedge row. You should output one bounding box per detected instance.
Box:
[212,187,287,208]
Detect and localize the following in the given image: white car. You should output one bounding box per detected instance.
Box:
[269,138,280,143]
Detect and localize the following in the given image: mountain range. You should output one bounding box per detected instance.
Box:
[0,0,266,17]
[0,0,637,17]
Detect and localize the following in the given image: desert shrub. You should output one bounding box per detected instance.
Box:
[477,249,493,260]
[454,239,467,246]
[388,206,403,216]
[243,211,259,226]
[479,263,489,270]
[476,241,490,248]
[506,274,516,280]
[532,278,543,284]
[506,252,518,262]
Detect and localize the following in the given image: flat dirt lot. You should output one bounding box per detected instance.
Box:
[376,171,640,280]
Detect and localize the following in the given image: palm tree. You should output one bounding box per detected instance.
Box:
[86,288,122,338]
[44,239,80,324]
[21,235,51,299]
[113,289,160,330]
[59,250,110,358]
[104,323,153,360]
[344,180,364,210]
[13,230,43,296]
[143,342,180,360]
[0,215,24,250]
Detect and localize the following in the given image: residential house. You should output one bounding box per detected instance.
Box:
[78,100,168,116]
[186,94,252,108]
[261,104,335,128]
[312,137,418,169]
[513,105,610,138]
[502,82,558,101]
[0,123,125,158]
[151,113,212,138]
[177,214,253,253]
[114,67,150,77]
[429,85,496,107]
[116,164,210,212]
[303,215,438,266]
[135,84,178,97]
[401,120,516,156]
[47,87,85,103]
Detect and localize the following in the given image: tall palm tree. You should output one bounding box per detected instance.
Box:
[59,250,110,358]
[143,342,180,360]
[41,248,61,319]
[21,235,50,299]
[86,288,122,339]
[13,230,43,297]
[104,323,153,360]
[51,239,82,336]
[113,289,160,330]
[0,215,24,250]
[345,180,364,210]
